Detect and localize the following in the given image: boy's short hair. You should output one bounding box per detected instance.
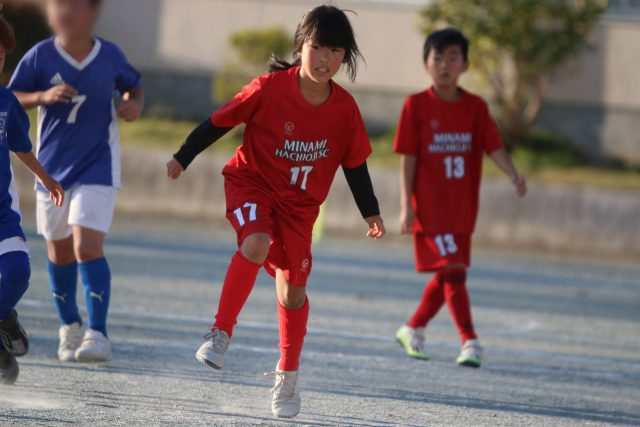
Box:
[423,28,469,63]
[0,15,16,53]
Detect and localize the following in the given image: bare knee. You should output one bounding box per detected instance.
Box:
[47,238,76,265]
[240,233,271,264]
[278,284,307,309]
[74,240,104,263]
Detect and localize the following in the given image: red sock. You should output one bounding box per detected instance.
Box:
[278,298,309,371]
[213,251,261,336]
[442,268,477,343]
[407,272,445,328]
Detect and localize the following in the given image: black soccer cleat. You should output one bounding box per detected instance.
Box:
[0,346,19,385]
[0,310,29,357]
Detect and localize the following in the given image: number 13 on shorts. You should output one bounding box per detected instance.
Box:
[435,233,458,256]
[233,202,257,227]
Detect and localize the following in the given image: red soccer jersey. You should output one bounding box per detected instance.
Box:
[212,66,372,212]
[394,87,503,234]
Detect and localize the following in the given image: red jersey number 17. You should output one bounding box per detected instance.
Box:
[290,166,314,191]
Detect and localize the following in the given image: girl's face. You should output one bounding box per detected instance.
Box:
[426,45,468,88]
[299,40,346,84]
[47,0,99,41]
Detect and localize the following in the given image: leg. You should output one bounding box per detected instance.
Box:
[47,237,82,326]
[37,188,81,326]
[275,270,309,372]
[73,226,110,336]
[213,233,270,335]
[0,251,31,357]
[442,264,477,343]
[0,252,31,321]
[407,271,445,328]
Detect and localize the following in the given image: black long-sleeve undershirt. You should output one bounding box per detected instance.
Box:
[173,118,233,170]
[174,118,380,219]
[343,162,380,219]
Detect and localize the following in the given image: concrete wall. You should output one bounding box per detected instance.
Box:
[91,1,640,163]
[12,148,640,259]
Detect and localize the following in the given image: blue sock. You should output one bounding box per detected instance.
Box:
[79,257,111,337]
[48,261,82,326]
[0,252,31,320]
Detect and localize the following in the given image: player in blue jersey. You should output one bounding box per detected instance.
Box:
[0,15,64,384]
[9,0,143,363]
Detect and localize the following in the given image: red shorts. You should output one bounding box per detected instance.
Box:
[413,233,471,272]
[225,179,318,286]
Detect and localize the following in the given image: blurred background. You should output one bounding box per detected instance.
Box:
[4,0,640,260]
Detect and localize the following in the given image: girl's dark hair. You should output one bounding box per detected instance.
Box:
[268,5,363,82]
[0,15,16,53]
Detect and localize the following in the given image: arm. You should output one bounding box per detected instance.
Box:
[167,118,234,180]
[117,86,145,122]
[489,148,527,197]
[399,154,417,234]
[343,162,385,240]
[14,151,64,206]
[13,84,79,110]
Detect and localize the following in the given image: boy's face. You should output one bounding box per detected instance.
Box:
[0,46,5,74]
[47,0,99,40]
[300,39,346,84]
[425,45,468,88]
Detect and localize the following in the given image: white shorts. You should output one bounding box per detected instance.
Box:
[37,185,118,241]
[0,236,29,257]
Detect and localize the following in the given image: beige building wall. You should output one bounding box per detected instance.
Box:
[94,0,640,162]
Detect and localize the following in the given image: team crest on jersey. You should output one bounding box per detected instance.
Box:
[50,73,65,86]
[430,118,440,130]
[284,121,295,135]
[301,259,310,272]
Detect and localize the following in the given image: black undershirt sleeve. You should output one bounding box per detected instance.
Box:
[173,118,234,170]
[342,161,381,219]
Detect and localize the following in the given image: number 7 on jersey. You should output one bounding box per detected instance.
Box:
[67,95,87,124]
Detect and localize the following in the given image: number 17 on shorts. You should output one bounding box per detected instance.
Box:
[233,203,257,227]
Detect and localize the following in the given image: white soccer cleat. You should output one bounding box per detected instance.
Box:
[268,366,301,418]
[395,325,429,360]
[456,338,483,368]
[195,329,230,370]
[58,323,84,362]
[75,329,112,363]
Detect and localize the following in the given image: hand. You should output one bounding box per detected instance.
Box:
[39,176,64,207]
[167,158,184,180]
[511,173,527,198]
[41,84,78,105]
[117,92,142,122]
[400,207,415,234]
[365,215,386,240]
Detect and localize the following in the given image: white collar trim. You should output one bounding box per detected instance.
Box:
[54,37,102,71]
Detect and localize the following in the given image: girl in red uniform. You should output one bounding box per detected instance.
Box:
[167,5,385,418]
[394,28,527,368]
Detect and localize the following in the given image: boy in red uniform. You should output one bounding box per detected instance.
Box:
[167,6,385,418]
[394,28,526,368]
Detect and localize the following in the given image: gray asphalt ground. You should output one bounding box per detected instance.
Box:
[1,218,639,426]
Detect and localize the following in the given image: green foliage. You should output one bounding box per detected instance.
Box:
[420,0,606,147]
[213,27,292,103]
[1,1,50,84]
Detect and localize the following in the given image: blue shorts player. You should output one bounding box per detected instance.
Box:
[0,15,64,384]
[9,0,144,363]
